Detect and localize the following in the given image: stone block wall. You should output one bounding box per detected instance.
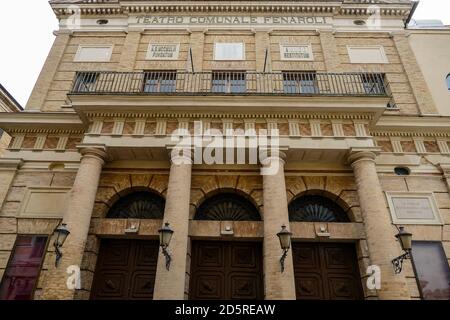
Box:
[379,174,450,299]
[0,170,76,298]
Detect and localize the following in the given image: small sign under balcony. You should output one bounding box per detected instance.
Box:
[280,44,313,61]
[147,43,180,60]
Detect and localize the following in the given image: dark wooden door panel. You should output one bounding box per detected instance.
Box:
[295,273,325,300]
[90,239,158,300]
[190,241,263,300]
[293,243,363,300]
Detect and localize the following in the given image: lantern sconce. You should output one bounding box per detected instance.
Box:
[276,225,292,273]
[53,223,70,267]
[391,226,413,274]
[158,222,174,271]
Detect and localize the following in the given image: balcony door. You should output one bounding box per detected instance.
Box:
[211,71,246,94]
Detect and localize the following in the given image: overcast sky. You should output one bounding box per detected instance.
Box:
[0,0,449,107]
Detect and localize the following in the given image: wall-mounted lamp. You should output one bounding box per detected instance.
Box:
[53,223,70,267]
[158,222,174,271]
[391,226,413,274]
[277,225,292,273]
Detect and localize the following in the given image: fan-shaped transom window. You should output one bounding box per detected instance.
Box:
[195,193,261,221]
[288,195,350,222]
[107,191,165,219]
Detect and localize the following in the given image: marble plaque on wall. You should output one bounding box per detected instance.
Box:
[386,192,442,225]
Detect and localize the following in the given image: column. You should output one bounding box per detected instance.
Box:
[261,152,296,300]
[153,150,192,300]
[41,146,107,300]
[348,148,410,300]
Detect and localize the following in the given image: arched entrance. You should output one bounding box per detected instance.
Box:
[288,194,364,300]
[90,191,165,300]
[190,193,264,300]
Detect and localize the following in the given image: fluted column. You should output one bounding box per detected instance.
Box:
[261,152,296,300]
[41,146,107,300]
[348,148,410,300]
[153,150,192,300]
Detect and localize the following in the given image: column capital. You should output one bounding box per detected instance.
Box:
[168,147,193,165]
[347,147,381,166]
[259,148,287,166]
[77,144,108,164]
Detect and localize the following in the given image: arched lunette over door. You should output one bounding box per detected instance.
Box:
[194,193,261,221]
[106,191,165,219]
[288,195,350,222]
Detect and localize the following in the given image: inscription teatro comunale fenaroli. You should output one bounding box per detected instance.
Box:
[133,15,330,26]
[386,192,443,225]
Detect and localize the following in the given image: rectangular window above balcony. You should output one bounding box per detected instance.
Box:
[74,45,113,62]
[143,71,177,93]
[283,72,318,94]
[347,45,388,64]
[214,43,245,60]
[211,71,246,93]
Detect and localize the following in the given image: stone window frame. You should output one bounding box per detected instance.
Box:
[74,44,114,62]
[146,43,180,60]
[214,42,246,61]
[346,45,389,64]
[279,43,314,61]
[386,192,443,226]
[18,187,71,219]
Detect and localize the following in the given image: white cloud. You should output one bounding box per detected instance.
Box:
[413,0,450,24]
[0,0,58,107]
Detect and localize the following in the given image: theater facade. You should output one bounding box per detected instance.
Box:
[0,0,450,300]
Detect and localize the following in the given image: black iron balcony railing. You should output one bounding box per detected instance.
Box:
[71,71,390,97]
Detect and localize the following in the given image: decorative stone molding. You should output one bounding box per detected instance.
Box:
[50,0,413,20]
[347,147,381,165]
[0,158,23,171]
[84,111,375,121]
[79,144,108,164]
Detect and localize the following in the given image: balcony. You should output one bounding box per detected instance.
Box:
[70,71,390,97]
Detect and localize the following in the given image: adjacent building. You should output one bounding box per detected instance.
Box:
[0,84,22,157]
[0,0,450,300]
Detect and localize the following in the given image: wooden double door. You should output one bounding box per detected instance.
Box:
[90,239,159,300]
[190,241,264,300]
[292,242,364,300]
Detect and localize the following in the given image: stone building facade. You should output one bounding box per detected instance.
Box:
[0,0,449,300]
[0,84,22,158]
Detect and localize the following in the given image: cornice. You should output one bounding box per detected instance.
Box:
[82,111,375,120]
[0,112,85,133]
[372,115,450,137]
[49,1,414,20]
